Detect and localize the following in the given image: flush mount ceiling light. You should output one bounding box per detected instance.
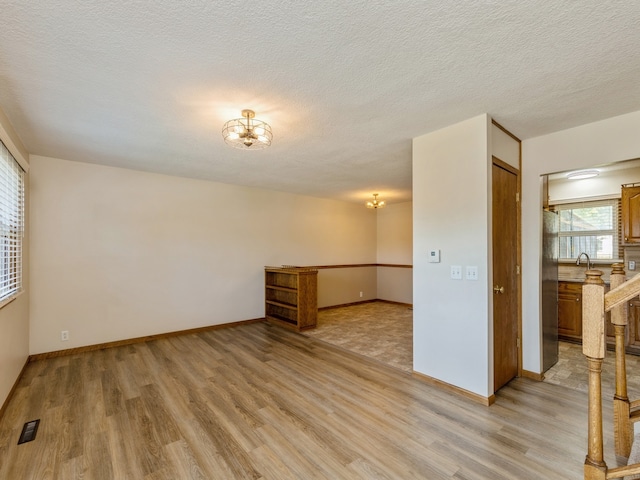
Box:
[366,193,385,209]
[222,109,273,149]
[566,169,600,180]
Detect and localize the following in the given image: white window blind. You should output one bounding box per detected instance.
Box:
[554,199,620,261]
[0,140,24,301]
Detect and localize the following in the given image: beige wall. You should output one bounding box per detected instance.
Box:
[376,201,412,303]
[377,201,412,264]
[29,155,377,354]
[317,267,377,308]
[0,107,30,408]
[413,114,491,397]
[376,266,411,304]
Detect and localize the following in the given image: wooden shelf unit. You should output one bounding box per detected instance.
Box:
[265,267,318,331]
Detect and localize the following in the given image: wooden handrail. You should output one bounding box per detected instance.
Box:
[610,264,633,458]
[606,462,640,478]
[605,272,640,312]
[583,266,640,479]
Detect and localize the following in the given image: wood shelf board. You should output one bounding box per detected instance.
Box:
[265,285,297,293]
[266,300,298,310]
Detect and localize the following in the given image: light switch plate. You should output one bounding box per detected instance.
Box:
[466,266,478,280]
[450,265,462,279]
[630,260,636,271]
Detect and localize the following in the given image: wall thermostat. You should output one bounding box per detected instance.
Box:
[428,249,440,263]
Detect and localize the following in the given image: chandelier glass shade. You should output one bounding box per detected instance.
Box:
[366,193,385,209]
[222,109,273,149]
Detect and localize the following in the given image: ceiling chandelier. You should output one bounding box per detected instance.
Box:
[222,109,273,149]
[366,193,385,209]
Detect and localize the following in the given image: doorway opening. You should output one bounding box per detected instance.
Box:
[540,158,640,382]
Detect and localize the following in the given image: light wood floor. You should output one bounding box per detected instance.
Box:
[0,321,615,479]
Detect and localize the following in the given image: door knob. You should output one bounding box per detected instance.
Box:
[493,285,504,294]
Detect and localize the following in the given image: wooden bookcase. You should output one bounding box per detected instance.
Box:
[265,267,318,331]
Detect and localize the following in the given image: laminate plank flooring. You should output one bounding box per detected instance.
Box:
[0,322,617,479]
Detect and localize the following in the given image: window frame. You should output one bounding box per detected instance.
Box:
[0,139,25,305]
[553,198,621,262]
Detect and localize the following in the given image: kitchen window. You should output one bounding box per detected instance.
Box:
[0,139,25,302]
[555,199,620,261]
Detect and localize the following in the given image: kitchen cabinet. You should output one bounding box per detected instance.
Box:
[558,280,639,351]
[622,185,640,243]
[627,298,640,354]
[558,282,582,342]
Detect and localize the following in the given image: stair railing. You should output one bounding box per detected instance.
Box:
[610,264,633,459]
[583,267,640,479]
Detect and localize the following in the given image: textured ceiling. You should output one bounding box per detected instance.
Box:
[1,1,639,204]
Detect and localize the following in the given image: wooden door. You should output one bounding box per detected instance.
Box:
[493,161,519,392]
[622,185,640,243]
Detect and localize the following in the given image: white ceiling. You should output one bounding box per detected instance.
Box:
[1,1,639,205]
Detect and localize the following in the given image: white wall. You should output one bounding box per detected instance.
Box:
[29,155,377,354]
[413,114,491,397]
[377,201,412,303]
[522,110,640,373]
[0,107,30,408]
[491,123,520,169]
[549,165,640,203]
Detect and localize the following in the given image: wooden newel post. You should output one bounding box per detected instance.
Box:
[610,263,633,458]
[583,269,607,480]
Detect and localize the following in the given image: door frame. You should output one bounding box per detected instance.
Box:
[491,120,523,389]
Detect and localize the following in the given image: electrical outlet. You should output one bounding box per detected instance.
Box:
[61,330,69,341]
[630,260,636,271]
[359,291,363,298]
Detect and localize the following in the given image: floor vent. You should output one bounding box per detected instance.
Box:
[17,419,40,445]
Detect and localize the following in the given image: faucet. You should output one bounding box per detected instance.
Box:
[576,252,592,270]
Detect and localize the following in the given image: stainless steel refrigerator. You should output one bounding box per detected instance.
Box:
[542,210,559,371]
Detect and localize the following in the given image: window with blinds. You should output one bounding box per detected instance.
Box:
[0,140,24,302]
[553,199,621,261]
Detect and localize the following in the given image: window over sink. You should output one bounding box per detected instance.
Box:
[553,199,620,261]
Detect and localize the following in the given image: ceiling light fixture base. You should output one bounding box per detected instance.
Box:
[566,169,599,180]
